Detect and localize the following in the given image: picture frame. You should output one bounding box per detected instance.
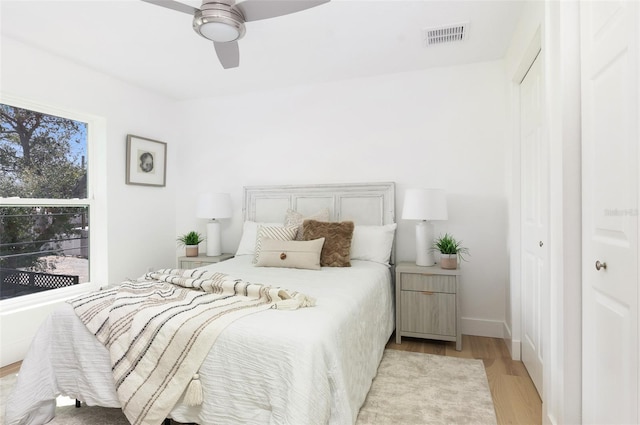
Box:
[125,134,167,187]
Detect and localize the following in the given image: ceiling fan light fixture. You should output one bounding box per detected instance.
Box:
[199,21,241,42]
[193,5,246,43]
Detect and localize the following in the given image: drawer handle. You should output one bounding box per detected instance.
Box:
[421,291,434,295]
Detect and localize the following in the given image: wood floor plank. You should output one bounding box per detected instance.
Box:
[0,361,21,378]
[492,374,542,424]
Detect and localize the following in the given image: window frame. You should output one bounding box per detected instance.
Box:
[0,94,107,310]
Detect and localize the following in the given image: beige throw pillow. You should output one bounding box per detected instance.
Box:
[235,221,283,257]
[255,238,325,270]
[253,225,298,263]
[284,208,331,240]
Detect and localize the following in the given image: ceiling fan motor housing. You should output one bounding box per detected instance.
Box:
[193,1,246,42]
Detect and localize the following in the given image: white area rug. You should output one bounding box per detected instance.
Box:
[356,350,497,424]
[1,349,496,424]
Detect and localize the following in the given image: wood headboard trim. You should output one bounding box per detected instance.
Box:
[243,182,395,223]
[243,182,396,263]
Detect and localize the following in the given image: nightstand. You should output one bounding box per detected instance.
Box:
[178,253,234,269]
[395,262,462,351]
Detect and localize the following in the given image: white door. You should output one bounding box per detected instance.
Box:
[581,1,639,424]
[520,53,547,397]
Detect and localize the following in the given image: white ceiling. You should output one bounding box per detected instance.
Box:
[1,0,526,101]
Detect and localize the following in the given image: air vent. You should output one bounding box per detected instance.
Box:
[423,23,469,47]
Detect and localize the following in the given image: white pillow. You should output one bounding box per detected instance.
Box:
[253,225,298,263]
[350,224,397,265]
[255,238,325,270]
[235,221,282,257]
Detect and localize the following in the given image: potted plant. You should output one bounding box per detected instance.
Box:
[177,231,205,257]
[431,233,469,270]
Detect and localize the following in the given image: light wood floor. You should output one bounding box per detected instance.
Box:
[0,361,20,377]
[387,334,542,425]
[2,334,541,424]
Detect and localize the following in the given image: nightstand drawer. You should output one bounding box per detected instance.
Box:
[180,260,209,268]
[400,291,456,336]
[400,273,456,293]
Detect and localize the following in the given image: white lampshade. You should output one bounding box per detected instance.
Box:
[402,188,448,221]
[196,193,232,220]
[196,193,232,257]
[402,188,448,267]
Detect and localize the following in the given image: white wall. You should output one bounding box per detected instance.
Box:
[0,38,513,366]
[0,37,179,366]
[174,61,510,337]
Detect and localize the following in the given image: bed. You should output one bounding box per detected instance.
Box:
[5,182,397,425]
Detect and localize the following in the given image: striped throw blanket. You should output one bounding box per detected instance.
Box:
[68,268,315,425]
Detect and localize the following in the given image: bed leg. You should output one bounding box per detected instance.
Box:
[75,399,81,408]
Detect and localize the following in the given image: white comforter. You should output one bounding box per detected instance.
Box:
[5,257,395,425]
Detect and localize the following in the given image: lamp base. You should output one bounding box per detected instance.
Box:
[415,221,436,266]
[205,220,222,257]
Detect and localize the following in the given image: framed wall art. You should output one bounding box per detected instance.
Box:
[125,134,167,187]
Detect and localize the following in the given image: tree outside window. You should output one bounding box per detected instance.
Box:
[0,103,89,300]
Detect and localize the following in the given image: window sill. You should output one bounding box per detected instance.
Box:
[0,282,101,315]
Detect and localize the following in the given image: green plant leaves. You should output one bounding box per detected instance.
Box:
[430,232,470,261]
[177,231,204,246]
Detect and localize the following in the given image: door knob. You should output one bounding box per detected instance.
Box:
[539,241,544,247]
[595,260,607,271]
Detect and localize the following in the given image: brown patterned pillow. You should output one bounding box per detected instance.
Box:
[302,220,355,267]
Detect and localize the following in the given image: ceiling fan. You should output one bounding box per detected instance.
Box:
[142,0,330,69]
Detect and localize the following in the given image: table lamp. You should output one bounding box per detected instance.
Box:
[402,188,448,266]
[196,192,232,256]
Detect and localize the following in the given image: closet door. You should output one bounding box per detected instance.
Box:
[520,52,546,397]
[581,1,639,423]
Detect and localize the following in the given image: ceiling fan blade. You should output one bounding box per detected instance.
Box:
[140,0,199,15]
[235,0,330,22]
[214,41,240,69]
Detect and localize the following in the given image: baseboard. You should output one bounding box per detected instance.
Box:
[460,317,504,338]
[502,321,521,360]
[503,321,513,355]
[461,319,522,359]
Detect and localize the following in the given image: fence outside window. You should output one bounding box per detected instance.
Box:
[0,206,89,300]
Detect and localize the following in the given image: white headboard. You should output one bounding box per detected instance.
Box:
[243,182,396,226]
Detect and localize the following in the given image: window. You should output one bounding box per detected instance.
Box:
[0,102,91,301]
